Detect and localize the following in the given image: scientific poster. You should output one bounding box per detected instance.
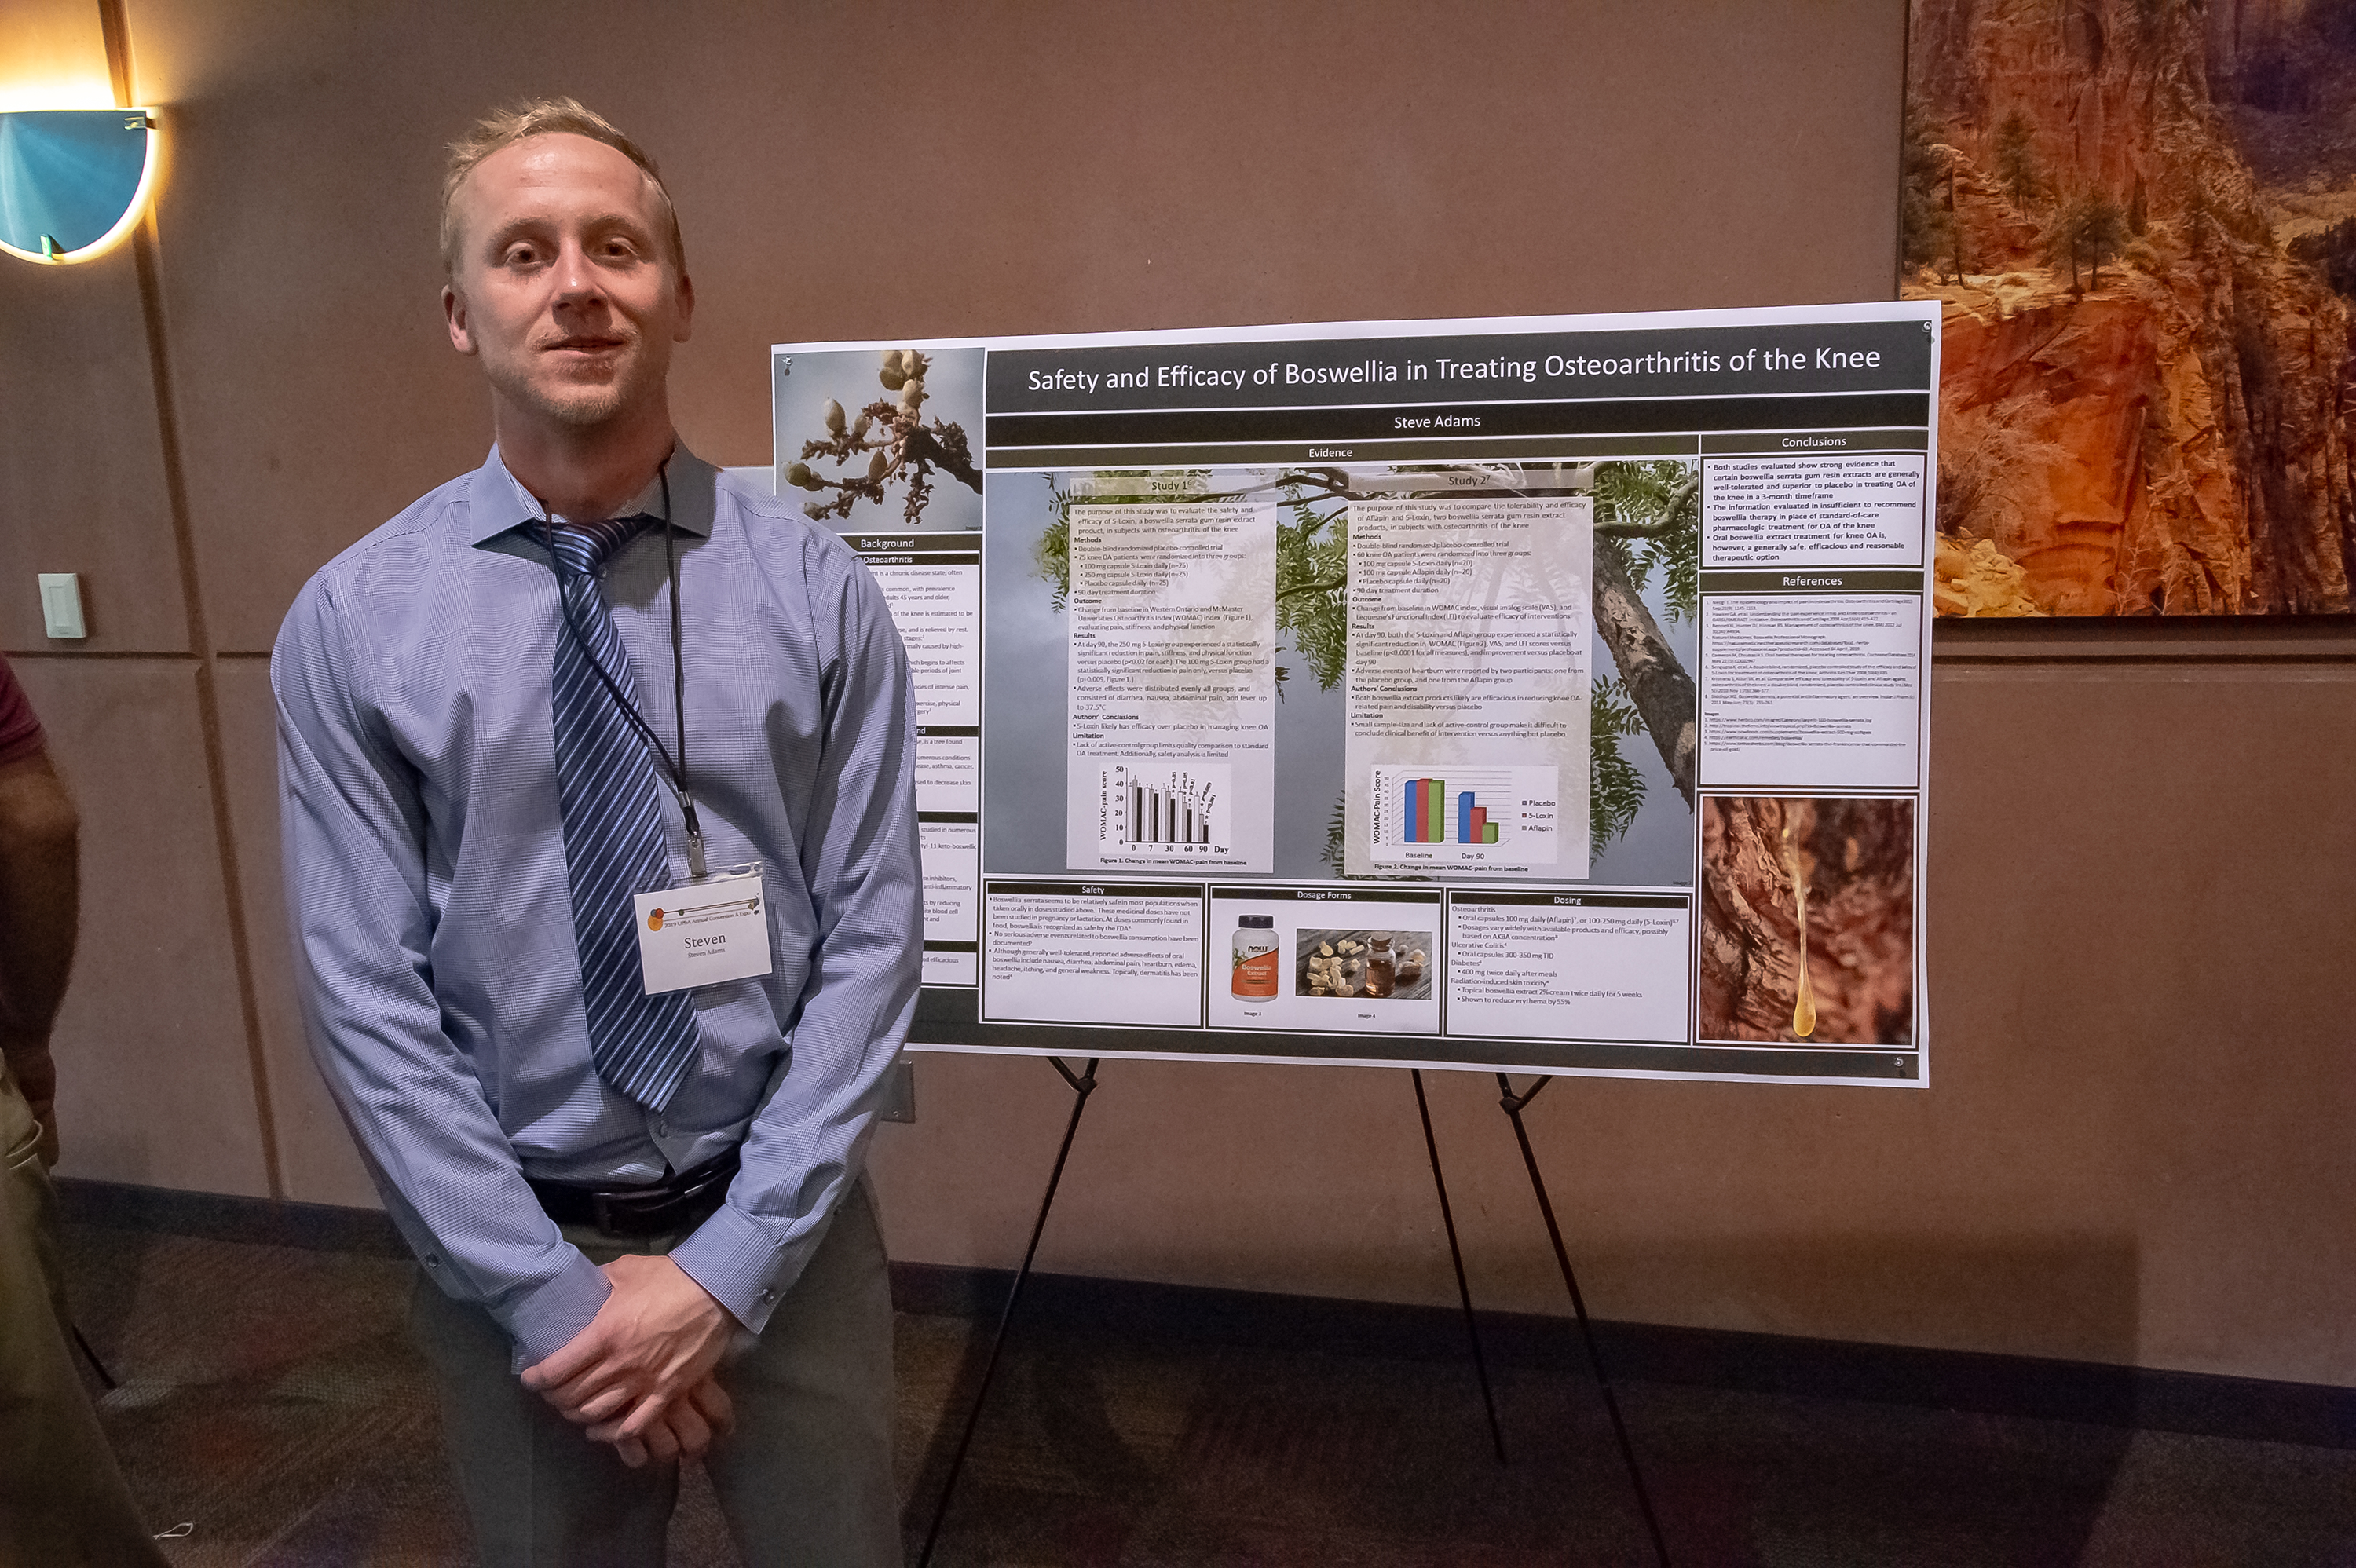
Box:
[775,302,1937,1085]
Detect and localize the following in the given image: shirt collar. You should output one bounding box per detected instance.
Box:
[464,443,719,547]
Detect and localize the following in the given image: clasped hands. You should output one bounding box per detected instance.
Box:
[521,1252,738,1467]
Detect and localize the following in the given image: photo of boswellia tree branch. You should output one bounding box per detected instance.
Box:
[772,346,985,531]
[1031,460,1698,869]
[1904,0,2356,616]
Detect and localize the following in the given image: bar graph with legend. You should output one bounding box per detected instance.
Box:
[1370,764,1560,866]
[1398,777,1506,845]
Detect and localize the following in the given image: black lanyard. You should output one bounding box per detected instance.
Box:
[540,463,710,879]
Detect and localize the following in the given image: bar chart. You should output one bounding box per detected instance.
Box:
[1099,761,1231,856]
[1370,764,1560,866]
[1396,777,1507,845]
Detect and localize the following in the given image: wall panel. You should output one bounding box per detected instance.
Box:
[0,0,112,107]
[119,0,1902,651]
[1946,661,2356,1384]
[11,657,270,1196]
[0,244,187,652]
[871,653,2356,1387]
[212,657,376,1207]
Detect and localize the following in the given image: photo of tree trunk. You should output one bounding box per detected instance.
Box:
[1904,0,2356,616]
[1699,797,1914,1045]
[1023,461,1698,875]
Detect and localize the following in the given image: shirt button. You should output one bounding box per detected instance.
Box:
[656,1119,670,1138]
[424,1252,441,1268]
[758,1288,775,1304]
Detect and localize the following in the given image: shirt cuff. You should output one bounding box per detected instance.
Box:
[500,1248,613,1372]
[669,1200,814,1335]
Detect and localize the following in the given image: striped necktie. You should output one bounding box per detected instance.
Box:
[546,517,702,1112]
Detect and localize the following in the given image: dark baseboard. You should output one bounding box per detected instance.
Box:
[55,1177,410,1258]
[891,1264,2354,1451]
[57,1180,2352,1450]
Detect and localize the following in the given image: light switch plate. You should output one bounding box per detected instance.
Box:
[38,574,86,639]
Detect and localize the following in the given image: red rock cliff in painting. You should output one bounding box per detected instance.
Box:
[1906,0,2356,615]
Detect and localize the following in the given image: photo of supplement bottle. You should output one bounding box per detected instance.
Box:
[1233,914,1281,998]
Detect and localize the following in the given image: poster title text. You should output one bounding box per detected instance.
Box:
[1023,344,1888,398]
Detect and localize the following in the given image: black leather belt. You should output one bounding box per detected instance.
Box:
[526,1147,740,1237]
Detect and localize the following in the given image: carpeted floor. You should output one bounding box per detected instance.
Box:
[57,1222,2356,1566]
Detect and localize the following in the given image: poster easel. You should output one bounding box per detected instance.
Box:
[777,302,1940,1568]
[913,1059,1674,1568]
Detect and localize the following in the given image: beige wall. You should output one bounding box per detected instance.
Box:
[5,0,2349,1387]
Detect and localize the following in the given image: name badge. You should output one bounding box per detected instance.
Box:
[633,864,774,994]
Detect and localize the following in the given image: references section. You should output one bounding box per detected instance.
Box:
[1698,590,1922,790]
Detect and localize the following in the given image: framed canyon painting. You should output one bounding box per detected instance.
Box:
[1904,0,2355,616]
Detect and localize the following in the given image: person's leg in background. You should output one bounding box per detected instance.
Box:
[0,1065,171,1568]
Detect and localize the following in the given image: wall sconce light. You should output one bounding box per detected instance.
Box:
[0,108,157,265]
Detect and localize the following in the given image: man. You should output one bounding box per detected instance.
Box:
[274,99,920,1566]
[0,654,172,1567]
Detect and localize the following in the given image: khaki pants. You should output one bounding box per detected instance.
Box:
[0,1066,169,1568]
[410,1177,902,1568]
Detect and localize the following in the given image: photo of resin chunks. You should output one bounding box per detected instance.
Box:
[1698,796,1913,1046]
[1294,930,1432,1000]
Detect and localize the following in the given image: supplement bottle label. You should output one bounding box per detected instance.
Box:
[1232,945,1281,998]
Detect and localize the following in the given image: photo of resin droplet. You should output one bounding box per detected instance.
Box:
[1696,795,1912,1048]
[1781,813,1816,1038]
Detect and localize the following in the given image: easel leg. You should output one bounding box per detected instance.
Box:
[916,1056,1100,1568]
[1411,1069,1508,1464]
[1498,1075,1671,1568]
[71,1323,119,1390]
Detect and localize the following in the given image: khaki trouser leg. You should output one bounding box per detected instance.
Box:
[412,1175,901,1568]
[0,1067,170,1568]
[704,1178,901,1568]
[411,1266,679,1567]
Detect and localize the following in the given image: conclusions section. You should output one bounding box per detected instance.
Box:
[982,880,1206,1029]
[1444,890,1692,1044]
[1701,451,1926,567]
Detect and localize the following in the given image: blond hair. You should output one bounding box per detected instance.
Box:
[440,97,684,277]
